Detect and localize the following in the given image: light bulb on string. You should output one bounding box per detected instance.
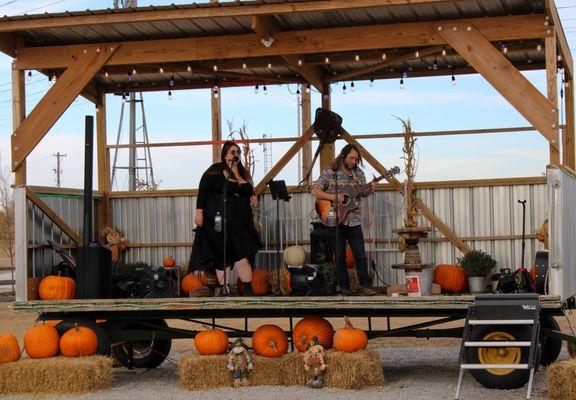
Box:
[128,70,134,82]
[537,42,543,52]
[415,49,420,58]
[186,64,192,73]
[369,77,374,87]
[242,61,247,69]
[27,71,32,81]
[168,74,175,87]
[451,71,456,87]
[297,57,303,66]
[132,66,137,76]
[355,54,360,62]
[121,93,127,103]
[342,82,347,95]
[501,42,508,54]
[263,85,268,95]
[305,84,311,94]
[213,64,218,72]
[254,84,259,94]
[159,65,165,74]
[442,47,447,57]
[432,57,438,70]
[51,72,57,83]
[296,86,301,101]
[400,78,404,90]
[381,52,387,60]
[104,69,109,78]
[351,81,355,92]
[168,90,173,100]
[267,61,272,69]
[213,82,219,98]
[324,56,330,64]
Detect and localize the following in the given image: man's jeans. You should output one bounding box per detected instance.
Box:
[327,224,371,290]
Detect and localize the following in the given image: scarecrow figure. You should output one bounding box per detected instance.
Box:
[227,338,253,388]
[303,336,326,389]
[100,226,127,273]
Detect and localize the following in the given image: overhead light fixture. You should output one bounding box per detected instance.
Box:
[261,36,274,48]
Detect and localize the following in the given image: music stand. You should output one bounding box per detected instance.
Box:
[268,180,291,294]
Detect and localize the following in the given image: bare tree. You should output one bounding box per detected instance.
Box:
[0,166,14,292]
[226,119,256,178]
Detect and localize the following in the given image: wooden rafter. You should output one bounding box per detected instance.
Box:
[26,188,82,244]
[329,46,444,83]
[13,14,547,71]
[564,79,575,169]
[439,24,559,149]
[0,33,16,57]
[252,15,324,91]
[11,45,118,171]
[339,129,471,254]
[545,0,574,79]
[546,35,560,165]
[0,1,465,33]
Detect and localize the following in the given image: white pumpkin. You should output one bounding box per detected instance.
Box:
[284,245,306,266]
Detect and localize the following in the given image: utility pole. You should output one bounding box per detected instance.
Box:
[53,152,67,188]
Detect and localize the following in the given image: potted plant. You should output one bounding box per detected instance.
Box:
[459,250,497,294]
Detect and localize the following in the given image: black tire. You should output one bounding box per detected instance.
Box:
[540,315,563,366]
[466,324,531,389]
[54,319,111,356]
[111,319,172,369]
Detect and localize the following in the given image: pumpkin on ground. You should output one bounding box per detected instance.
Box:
[252,325,288,357]
[60,324,98,357]
[194,326,229,355]
[181,273,206,295]
[333,317,368,353]
[38,274,76,300]
[292,316,335,352]
[433,264,468,294]
[0,332,21,363]
[163,256,177,268]
[284,245,306,266]
[24,324,60,359]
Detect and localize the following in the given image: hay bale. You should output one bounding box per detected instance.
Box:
[0,356,112,395]
[179,355,229,390]
[278,352,308,386]
[250,355,282,386]
[548,358,576,399]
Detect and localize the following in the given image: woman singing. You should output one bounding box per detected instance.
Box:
[189,141,261,296]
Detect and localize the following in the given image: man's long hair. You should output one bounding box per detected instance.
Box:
[206,141,252,182]
[328,144,364,171]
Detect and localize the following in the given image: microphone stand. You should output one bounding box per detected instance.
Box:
[333,163,341,293]
[221,160,235,296]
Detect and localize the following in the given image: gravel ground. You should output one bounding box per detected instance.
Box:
[1,346,566,400]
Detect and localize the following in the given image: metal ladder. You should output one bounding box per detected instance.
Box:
[455,293,541,400]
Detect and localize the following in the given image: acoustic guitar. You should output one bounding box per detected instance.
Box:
[315,166,400,227]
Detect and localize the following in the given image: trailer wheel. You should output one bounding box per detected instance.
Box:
[540,315,562,366]
[55,319,111,356]
[466,325,531,389]
[112,319,172,369]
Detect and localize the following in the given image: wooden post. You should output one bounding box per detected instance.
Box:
[96,88,112,229]
[11,65,25,186]
[564,78,575,169]
[546,35,560,166]
[319,85,334,170]
[211,87,221,163]
[301,87,312,184]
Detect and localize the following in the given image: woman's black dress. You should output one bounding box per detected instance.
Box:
[189,164,261,273]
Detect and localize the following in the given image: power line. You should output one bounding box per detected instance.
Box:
[18,0,66,15]
[0,0,19,9]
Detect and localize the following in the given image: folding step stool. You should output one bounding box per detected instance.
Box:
[455,293,541,400]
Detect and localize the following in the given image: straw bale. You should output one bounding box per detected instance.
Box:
[250,355,283,386]
[0,355,112,395]
[547,358,576,399]
[324,349,384,389]
[179,355,229,390]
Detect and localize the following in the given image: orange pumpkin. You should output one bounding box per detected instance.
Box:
[346,246,355,269]
[163,257,177,268]
[181,273,206,295]
[38,275,75,300]
[24,324,59,359]
[333,317,368,352]
[60,324,98,357]
[530,266,536,281]
[292,316,335,352]
[252,269,271,295]
[0,332,21,363]
[252,325,288,357]
[194,326,229,355]
[433,264,468,294]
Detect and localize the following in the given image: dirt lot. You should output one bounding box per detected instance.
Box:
[1,301,575,399]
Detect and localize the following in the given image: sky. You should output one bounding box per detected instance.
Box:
[0,0,575,190]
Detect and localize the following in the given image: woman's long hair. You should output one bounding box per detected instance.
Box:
[328,144,364,171]
[206,141,252,182]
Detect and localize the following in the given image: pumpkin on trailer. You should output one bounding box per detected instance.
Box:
[252,269,271,295]
[333,317,368,353]
[252,325,288,357]
[194,326,229,355]
[24,324,59,359]
[38,274,76,300]
[163,256,177,268]
[433,264,468,294]
[0,332,21,363]
[292,316,335,352]
[181,273,206,295]
[60,324,98,357]
[284,245,306,266]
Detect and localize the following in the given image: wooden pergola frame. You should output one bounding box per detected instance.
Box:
[5,0,575,260]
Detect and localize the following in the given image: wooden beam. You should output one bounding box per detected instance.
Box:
[11,45,118,172]
[564,79,575,169]
[252,15,324,91]
[0,1,465,33]
[26,188,82,244]
[11,66,25,186]
[329,46,443,83]
[96,87,111,230]
[319,86,335,171]
[546,35,560,165]
[211,86,221,163]
[339,129,471,254]
[439,24,559,149]
[13,14,547,70]
[545,0,574,80]
[301,87,312,185]
[254,125,315,196]
[0,33,17,57]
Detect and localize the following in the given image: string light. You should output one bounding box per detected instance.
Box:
[242,61,247,69]
[263,85,268,95]
[305,84,311,94]
[186,64,192,73]
[104,69,109,78]
[442,47,447,57]
[451,70,456,86]
[132,66,137,76]
[324,56,330,64]
[432,57,438,70]
[168,74,175,87]
[267,60,272,69]
[355,54,360,62]
[342,82,347,95]
[213,82,219,98]
[297,57,303,66]
[254,84,259,94]
[128,70,134,82]
[27,71,32,81]
[537,42,543,52]
[351,81,355,92]
[381,52,386,60]
[296,86,301,101]
[369,77,374,87]
[501,42,508,54]
[213,64,218,72]
[168,90,173,100]
[402,70,408,79]
[415,49,420,58]
[121,93,127,103]
[159,65,165,74]
[51,72,57,83]
[400,77,404,90]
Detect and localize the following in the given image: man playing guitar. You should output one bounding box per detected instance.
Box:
[310,144,377,296]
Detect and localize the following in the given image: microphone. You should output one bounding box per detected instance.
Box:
[231,156,239,163]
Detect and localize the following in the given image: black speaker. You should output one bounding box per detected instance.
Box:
[74,243,113,299]
[310,222,331,264]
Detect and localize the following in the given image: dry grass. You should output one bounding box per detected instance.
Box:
[179,350,384,390]
[547,358,576,399]
[0,355,113,395]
